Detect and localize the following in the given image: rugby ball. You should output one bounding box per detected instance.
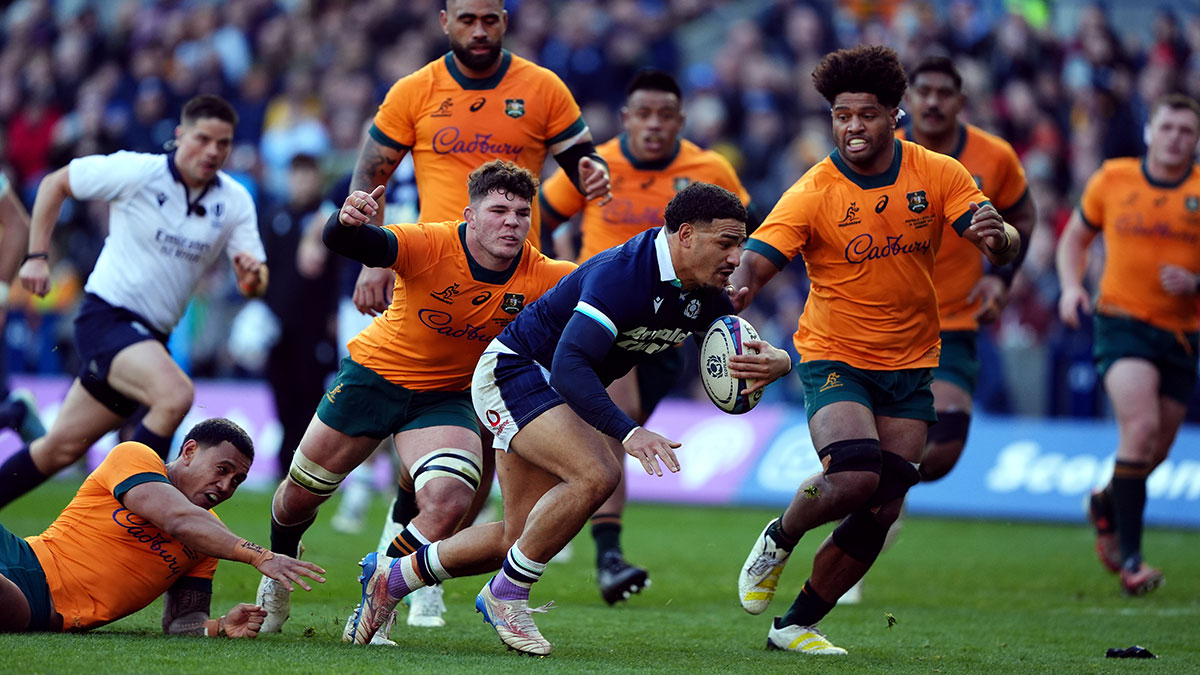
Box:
[700,315,764,414]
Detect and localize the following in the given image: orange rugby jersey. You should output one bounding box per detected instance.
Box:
[26,442,219,632]
[372,50,586,247]
[748,139,987,370]
[1080,157,1200,332]
[540,135,752,262]
[897,124,1029,330]
[348,221,576,390]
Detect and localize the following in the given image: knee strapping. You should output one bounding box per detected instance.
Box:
[866,450,921,508]
[831,510,888,564]
[287,451,349,497]
[818,438,882,475]
[412,448,482,492]
[927,411,970,446]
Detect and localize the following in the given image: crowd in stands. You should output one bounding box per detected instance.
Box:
[1,0,1198,419]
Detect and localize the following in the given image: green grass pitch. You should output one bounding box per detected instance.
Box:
[2,479,1197,674]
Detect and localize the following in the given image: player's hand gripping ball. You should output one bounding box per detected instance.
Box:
[700,315,764,414]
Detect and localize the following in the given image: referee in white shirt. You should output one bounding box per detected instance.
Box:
[0,95,269,509]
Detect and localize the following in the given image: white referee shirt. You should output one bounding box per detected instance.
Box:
[70,151,265,334]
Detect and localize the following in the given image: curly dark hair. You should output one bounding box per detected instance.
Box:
[183,417,254,460]
[467,159,539,205]
[663,182,746,233]
[812,45,908,109]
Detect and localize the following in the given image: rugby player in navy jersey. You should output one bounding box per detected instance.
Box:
[343,182,793,655]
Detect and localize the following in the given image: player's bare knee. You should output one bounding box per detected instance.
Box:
[1121,416,1160,454]
[34,435,91,472]
[413,483,474,538]
[149,382,193,425]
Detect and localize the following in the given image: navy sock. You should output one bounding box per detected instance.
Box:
[0,400,22,430]
[392,483,418,525]
[591,514,622,563]
[131,423,173,460]
[780,580,836,628]
[0,446,49,509]
[269,512,316,557]
[1112,460,1149,569]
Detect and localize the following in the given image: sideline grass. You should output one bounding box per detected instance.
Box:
[2,479,1197,674]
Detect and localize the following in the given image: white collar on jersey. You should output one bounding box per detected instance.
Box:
[654,227,681,287]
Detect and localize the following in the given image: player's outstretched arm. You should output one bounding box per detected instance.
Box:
[18,166,73,298]
[729,339,793,395]
[122,481,326,589]
[728,249,780,312]
[1055,209,1098,329]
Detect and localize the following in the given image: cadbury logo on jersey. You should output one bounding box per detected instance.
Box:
[418,309,496,343]
[432,127,523,162]
[844,233,931,263]
[906,191,928,213]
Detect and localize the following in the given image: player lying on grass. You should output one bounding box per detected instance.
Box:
[345,182,793,656]
[0,418,323,635]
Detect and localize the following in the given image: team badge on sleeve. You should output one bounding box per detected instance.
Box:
[504,99,525,118]
[501,293,526,314]
[906,191,929,213]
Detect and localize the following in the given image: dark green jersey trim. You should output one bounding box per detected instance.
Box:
[618,133,680,171]
[368,124,411,152]
[950,200,990,236]
[1079,208,1100,231]
[546,116,587,148]
[113,472,171,506]
[830,139,904,190]
[1000,187,1031,215]
[948,123,968,159]
[746,239,790,270]
[1141,156,1195,189]
[459,222,523,284]
[443,50,513,90]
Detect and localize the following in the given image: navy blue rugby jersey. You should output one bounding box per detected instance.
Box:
[497,226,734,386]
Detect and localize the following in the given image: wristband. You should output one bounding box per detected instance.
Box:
[203,616,227,637]
[621,426,641,444]
[986,230,1011,255]
[230,538,275,567]
[0,281,9,307]
[22,252,48,264]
